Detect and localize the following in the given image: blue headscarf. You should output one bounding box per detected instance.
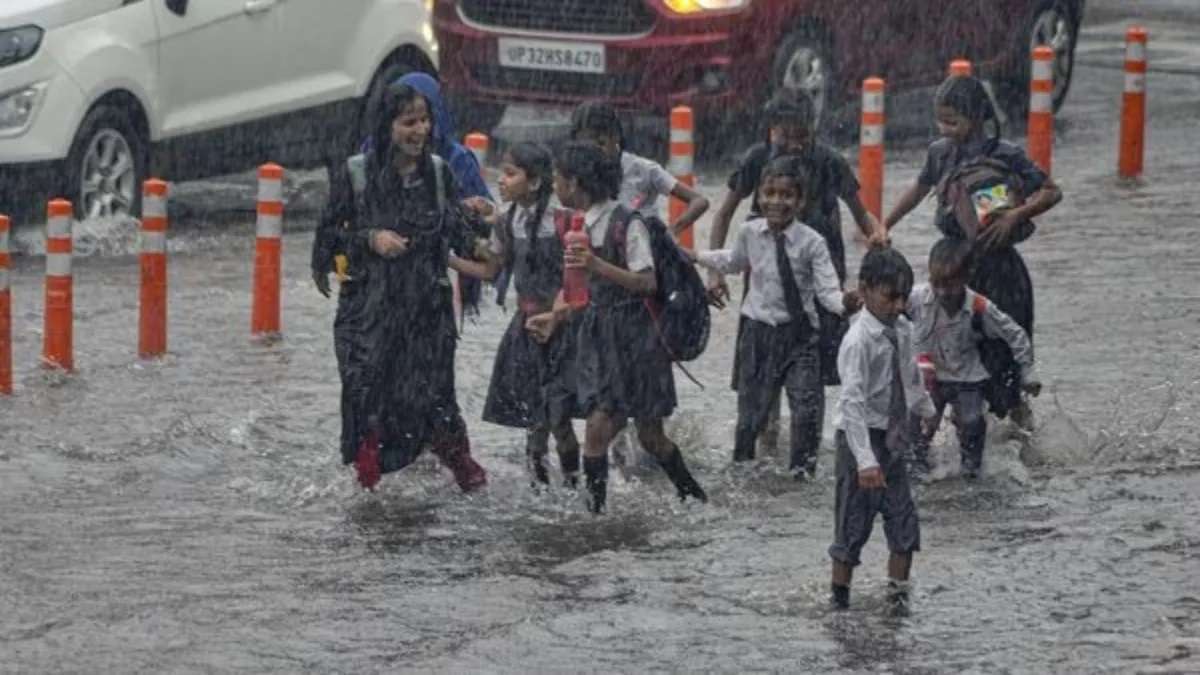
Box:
[394,72,492,201]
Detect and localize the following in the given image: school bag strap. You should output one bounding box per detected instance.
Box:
[346,153,368,198]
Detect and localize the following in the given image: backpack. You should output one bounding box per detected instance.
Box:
[606,206,711,364]
[935,155,1035,243]
[347,152,446,210]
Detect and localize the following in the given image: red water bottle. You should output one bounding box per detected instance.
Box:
[917,353,937,394]
[562,210,590,309]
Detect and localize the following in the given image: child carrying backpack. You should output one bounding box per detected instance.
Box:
[882,75,1061,426]
[907,239,1041,480]
[525,142,708,514]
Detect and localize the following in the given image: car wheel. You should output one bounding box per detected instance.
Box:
[453,99,505,136]
[1003,0,1077,115]
[65,105,147,220]
[771,27,837,137]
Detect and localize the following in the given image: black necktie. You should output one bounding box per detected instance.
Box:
[774,231,814,340]
[882,326,909,453]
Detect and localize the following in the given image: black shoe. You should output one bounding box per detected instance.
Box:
[562,472,579,489]
[732,450,754,463]
[661,447,708,503]
[584,455,608,514]
[830,583,850,610]
[886,581,910,617]
[529,457,550,486]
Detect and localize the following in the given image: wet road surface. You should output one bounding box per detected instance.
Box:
[2,6,1199,673]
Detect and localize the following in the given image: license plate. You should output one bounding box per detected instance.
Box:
[497,37,605,74]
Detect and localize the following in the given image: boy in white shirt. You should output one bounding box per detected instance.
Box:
[691,156,860,476]
[829,248,937,615]
[908,238,1042,479]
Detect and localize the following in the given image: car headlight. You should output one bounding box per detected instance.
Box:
[0,84,43,133]
[662,0,750,14]
[0,26,43,68]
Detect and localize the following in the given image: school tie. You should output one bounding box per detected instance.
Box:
[882,326,909,453]
[774,231,814,340]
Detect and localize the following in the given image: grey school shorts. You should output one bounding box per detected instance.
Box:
[828,429,921,566]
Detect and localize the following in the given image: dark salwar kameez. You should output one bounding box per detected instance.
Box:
[313,152,481,481]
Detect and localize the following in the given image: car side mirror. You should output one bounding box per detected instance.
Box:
[165,0,188,16]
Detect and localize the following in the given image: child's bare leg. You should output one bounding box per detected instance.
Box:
[888,552,912,581]
[887,553,913,615]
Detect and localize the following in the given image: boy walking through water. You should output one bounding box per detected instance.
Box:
[829,248,936,615]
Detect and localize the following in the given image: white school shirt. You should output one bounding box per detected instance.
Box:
[696,218,844,328]
[584,199,655,272]
[907,283,1038,385]
[618,151,678,214]
[488,200,560,257]
[835,310,937,471]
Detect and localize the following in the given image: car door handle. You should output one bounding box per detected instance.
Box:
[243,0,277,15]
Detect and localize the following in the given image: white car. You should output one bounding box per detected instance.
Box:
[0,0,438,223]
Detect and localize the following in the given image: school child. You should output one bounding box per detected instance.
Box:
[310,82,487,491]
[882,74,1062,427]
[569,101,710,232]
[525,142,707,514]
[451,142,582,487]
[829,248,936,615]
[708,89,887,458]
[569,102,711,469]
[691,156,861,476]
[907,238,1042,479]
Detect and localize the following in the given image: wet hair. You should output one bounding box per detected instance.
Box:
[365,82,440,209]
[759,155,810,195]
[859,247,914,295]
[928,237,974,278]
[763,89,817,132]
[934,75,1001,147]
[569,101,626,150]
[555,141,621,204]
[503,141,555,256]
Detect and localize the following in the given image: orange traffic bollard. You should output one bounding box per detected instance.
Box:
[1119,26,1148,179]
[252,163,283,337]
[949,59,974,77]
[1028,46,1055,174]
[1,214,11,394]
[43,199,73,371]
[667,106,696,247]
[139,179,169,358]
[464,132,489,169]
[858,77,886,221]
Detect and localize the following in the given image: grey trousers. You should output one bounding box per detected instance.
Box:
[734,319,823,470]
[910,380,987,471]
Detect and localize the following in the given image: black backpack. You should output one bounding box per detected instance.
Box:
[609,207,711,363]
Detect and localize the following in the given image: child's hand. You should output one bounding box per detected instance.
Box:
[524,311,558,344]
[842,289,863,314]
[1022,379,1043,397]
[867,227,891,249]
[857,466,887,490]
[978,211,1020,251]
[370,230,410,258]
[564,242,593,271]
[461,196,495,217]
[706,270,729,309]
[680,246,699,264]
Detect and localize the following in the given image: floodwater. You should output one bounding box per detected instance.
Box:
[2,11,1199,675]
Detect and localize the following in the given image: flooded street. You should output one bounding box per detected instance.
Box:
[3,7,1200,673]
